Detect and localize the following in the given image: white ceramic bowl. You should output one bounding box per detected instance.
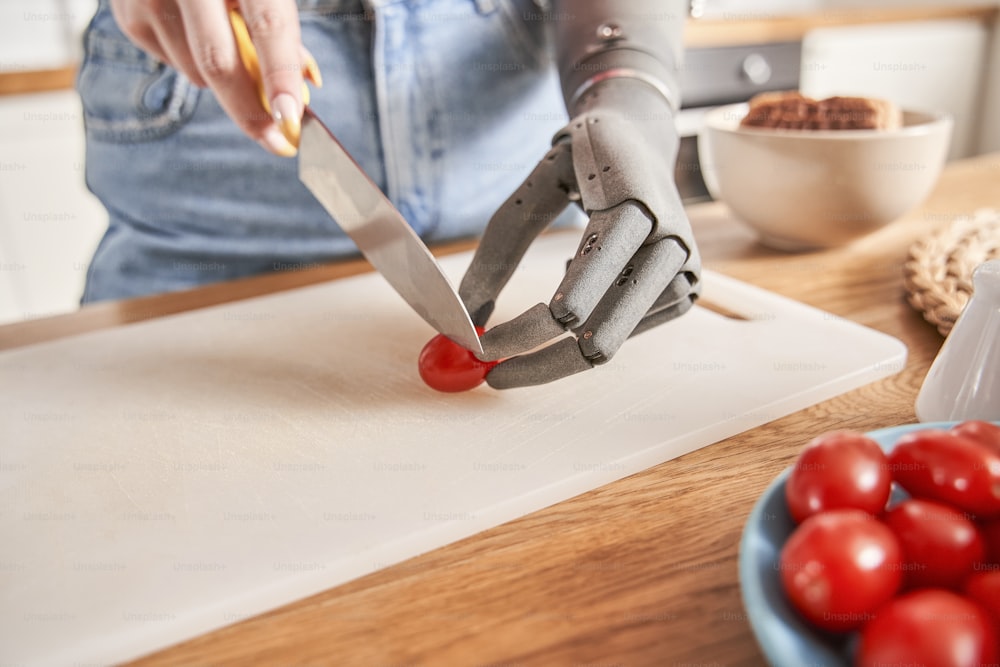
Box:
[698,103,953,251]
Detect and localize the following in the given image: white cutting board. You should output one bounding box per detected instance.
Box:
[0,233,905,666]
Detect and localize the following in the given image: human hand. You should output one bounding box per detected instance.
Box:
[458,77,701,389]
[109,0,320,156]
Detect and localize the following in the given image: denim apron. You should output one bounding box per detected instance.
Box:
[76,0,579,302]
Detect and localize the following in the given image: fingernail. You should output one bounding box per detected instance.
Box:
[303,53,323,88]
[260,124,298,158]
[271,93,302,147]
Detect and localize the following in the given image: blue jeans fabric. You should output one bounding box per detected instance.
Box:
[77,0,581,303]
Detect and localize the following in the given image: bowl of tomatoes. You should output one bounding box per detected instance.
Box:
[739,421,1000,667]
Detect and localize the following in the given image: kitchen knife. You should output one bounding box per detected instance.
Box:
[298,111,483,354]
[229,11,484,356]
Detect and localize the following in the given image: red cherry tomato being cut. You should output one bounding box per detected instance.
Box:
[418,328,499,393]
[856,589,1000,667]
[889,429,1000,518]
[779,510,902,632]
[951,420,1000,456]
[883,498,986,590]
[784,430,892,524]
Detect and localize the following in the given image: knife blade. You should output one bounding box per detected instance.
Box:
[227,9,483,356]
[298,110,484,356]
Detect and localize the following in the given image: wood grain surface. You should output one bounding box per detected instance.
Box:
[0,66,76,96]
[3,153,999,666]
[683,3,999,48]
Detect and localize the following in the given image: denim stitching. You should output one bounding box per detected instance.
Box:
[85,32,159,70]
[82,72,200,142]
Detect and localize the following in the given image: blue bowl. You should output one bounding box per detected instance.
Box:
[737,422,963,666]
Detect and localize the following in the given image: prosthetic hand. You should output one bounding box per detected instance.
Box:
[459,0,700,389]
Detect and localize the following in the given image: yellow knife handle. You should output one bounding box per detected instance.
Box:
[228,9,322,139]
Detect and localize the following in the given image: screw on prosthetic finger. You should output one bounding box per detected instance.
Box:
[548,201,652,329]
[485,337,594,389]
[477,303,567,361]
[459,143,575,326]
[575,237,687,363]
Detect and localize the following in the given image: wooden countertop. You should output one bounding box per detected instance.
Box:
[3,153,999,665]
[684,3,999,48]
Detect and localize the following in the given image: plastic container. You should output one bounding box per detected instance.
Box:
[916,259,1000,421]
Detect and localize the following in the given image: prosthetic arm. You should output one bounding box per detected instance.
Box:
[458,0,700,388]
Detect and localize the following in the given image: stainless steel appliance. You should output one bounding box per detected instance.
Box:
[675,41,803,202]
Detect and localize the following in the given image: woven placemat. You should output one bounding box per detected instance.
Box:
[903,208,1000,336]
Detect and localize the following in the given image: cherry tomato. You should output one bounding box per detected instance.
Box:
[952,420,1000,456]
[982,519,1000,565]
[883,498,986,590]
[779,510,902,632]
[784,430,891,524]
[418,328,498,393]
[964,571,1000,632]
[856,589,999,667]
[888,429,1000,518]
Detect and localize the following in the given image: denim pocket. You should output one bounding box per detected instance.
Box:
[76,15,200,143]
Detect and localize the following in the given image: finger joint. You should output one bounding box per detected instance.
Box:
[193,42,238,79]
[245,8,287,39]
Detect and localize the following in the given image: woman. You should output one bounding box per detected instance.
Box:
[77,0,700,387]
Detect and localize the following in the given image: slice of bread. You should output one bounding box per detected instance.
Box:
[740,91,902,130]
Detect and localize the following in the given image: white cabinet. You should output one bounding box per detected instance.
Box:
[0,1,104,324]
[800,19,991,159]
[0,91,107,323]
